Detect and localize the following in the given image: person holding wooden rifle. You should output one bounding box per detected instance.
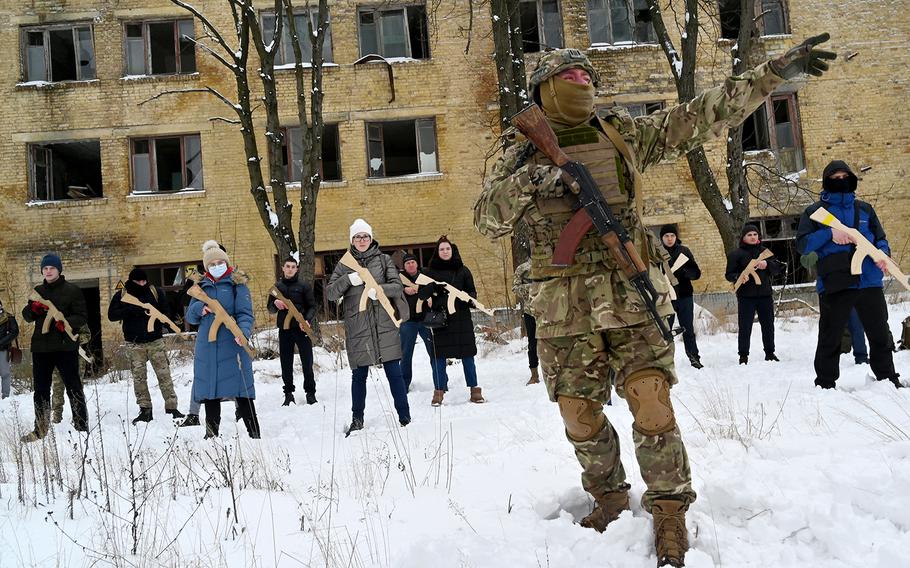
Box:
[0,300,20,399]
[725,224,783,365]
[419,236,486,406]
[20,253,90,441]
[476,37,836,566]
[185,241,260,439]
[108,268,184,424]
[660,225,703,369]
[326,219,411,435]
[267,257,318,406]
[796,160,903,389]
[398,253,442,392]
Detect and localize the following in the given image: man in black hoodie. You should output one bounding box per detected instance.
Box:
[21,254,89,442]
[267,257,317,406]
[108,268,184,424]
[725,224,783,364]
[399,253,442,392]
[660,225,703,369]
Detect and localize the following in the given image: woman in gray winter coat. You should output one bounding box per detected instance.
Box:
[327,219,411,434]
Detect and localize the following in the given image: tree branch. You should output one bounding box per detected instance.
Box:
[137,87,239,112]
[169,0,238,62]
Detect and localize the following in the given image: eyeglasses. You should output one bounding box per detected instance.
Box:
[353,234,372,242]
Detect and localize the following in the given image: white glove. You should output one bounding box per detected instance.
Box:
[367,288,378,300]
[348,272,364,286]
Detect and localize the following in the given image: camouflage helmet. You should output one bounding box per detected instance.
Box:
[529,49,601,94]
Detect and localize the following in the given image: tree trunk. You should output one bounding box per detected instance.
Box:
[490,0,528,131]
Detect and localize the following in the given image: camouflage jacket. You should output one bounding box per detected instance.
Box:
[475,62,785,338]
[511,260,532,315]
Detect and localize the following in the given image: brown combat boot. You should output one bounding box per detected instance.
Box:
[21,410,51,444]
[652,499,688,567]
[579,490,630,532]
[526,367,540,385]
[470,386,485,403]
[431,390,445,407]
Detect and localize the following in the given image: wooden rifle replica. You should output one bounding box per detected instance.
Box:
[670,253,690,274]
[268,286,315,338]
[510,104,674,342]
[400,273,494,316]
[399,273,427,314]
[28,291,92,363]
[120,290,181,333]
[339,251,401,328]
[810,206,910,291]
[733,249,774,292]
[186,284,256,357]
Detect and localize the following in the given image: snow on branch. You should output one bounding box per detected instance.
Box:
[169,0,238,62]
[137,87,240,113]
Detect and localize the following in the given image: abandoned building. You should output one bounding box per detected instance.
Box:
[1,0,908,362]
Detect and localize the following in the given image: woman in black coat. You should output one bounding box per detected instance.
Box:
[420,237,485,406]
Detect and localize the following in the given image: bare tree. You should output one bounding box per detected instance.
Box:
[645,0,766,253]
[489,0,529,132]
[158,0,329,279]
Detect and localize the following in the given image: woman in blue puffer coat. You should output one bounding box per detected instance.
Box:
[186,240,260,438]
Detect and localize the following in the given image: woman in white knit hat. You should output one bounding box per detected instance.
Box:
[326,219,411,434]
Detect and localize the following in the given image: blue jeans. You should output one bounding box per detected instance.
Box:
[351,361,410,423]
[847,308,868,361]
[433,356,478,391]
[399,321,440,390]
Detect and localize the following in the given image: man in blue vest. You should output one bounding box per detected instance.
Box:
[796,160,902,389]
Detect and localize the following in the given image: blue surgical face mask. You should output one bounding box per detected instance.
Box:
[209,264,228,279]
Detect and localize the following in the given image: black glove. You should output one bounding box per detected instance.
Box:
[770,33,837,79]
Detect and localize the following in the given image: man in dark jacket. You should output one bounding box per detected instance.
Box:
[796,160,902,389]
[398,253,441,391]
[661,225,703,369]
[267,257,317,406]
[725,225,783,364]
[0,301,20,399]
[21,254,89,441]
[108,268,183,424]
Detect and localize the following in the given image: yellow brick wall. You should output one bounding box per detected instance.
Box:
[1,1,908,355]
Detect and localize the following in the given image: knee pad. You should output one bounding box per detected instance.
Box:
[624,369,676,436]
[557,395,606,442]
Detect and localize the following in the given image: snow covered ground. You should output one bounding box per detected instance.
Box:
[1,303,908,567]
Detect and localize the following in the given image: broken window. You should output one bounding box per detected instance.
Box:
[719,0,789,39]
[283,123,342,182]
[261,9,334,65]
[22,24,96,82]
[29,140,103,201]
[587,0,656,45]
[366,118,437,178]
[358,5,429,59]
[747,216,812,284]
[742,93,804,173]
[520,0,564,52]
[130,134,203,193]
[123,20,196,76]
[621,101,665,117]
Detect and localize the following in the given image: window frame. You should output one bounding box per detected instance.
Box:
[357,4,430,59]
[719,0,790,39]
[282,123,343,183]
[364,117,438,179]
[619,101,665,117]
[519,0,565,52]
[129,133,204,193]
[260,8,334,65]
[21,23,97,83]
[28,139,104,202]
[744,93,805,173]
[746,215,812,285]
[122,19,196,76]
[587,0,657,45]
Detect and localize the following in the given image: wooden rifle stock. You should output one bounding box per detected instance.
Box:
[733,249,774,292]
[268,286,315,338]
[412,273,494,317]
[28,291,92,362]
[186,284,256,357]
[510,105,573,168]
[120,290,181,333]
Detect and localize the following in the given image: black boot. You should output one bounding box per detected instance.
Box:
[282,393,295,406]
[132,407,153,425]
[305,392,317,405]
[204,400,221,439]
[882,375,905,389]
[179,413,200,427]
[765,353,780,362]
[237,398,261,439]
[345,418,364,437]
[739,355,748,365]
[688,355,703,369]
[166,408,185,419]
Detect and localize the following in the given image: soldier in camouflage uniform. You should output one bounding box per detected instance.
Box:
[475,37,834,567]
[512,260,541,384]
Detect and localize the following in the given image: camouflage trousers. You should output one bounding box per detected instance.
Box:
[51,355,90,420]
[538,321,696,512]
[128,339,177,410]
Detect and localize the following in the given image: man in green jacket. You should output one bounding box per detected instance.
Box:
[21,254,89,442]
[475,37,834,567]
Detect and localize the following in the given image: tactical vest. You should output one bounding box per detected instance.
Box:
[526,123,638,278]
